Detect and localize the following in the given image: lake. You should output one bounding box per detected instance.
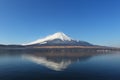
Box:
[0,51,120,80]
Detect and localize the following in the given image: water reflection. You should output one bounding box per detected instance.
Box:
[0,50,120,80]
[24,55,71,71]
[0,50,115,72]
[23,51,107,71]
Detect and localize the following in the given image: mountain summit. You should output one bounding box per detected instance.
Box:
[25,32,72,45]
[24,32,93,46]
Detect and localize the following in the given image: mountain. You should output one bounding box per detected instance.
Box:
[24,32,93,46]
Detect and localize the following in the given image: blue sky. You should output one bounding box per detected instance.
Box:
[0,0,120,46]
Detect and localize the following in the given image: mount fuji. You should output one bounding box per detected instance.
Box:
[24,32,93,46]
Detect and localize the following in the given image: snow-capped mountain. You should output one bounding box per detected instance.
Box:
[24,32,93,46]
[25,32,72,45]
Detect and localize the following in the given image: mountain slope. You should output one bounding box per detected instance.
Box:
[24,32,93,46]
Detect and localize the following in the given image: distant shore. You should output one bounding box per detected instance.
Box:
[0,45,120,53]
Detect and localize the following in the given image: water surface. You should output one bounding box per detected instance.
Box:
[0,51,120,80]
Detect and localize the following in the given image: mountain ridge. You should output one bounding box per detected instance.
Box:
[23,32,93,46]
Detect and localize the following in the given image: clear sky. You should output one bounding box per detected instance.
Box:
[0,0,120,46]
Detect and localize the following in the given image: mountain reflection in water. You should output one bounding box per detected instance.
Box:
[0,50,120,80]
[23,51,107,71]
[24,55,71,71]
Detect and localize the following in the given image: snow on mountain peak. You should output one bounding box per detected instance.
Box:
[51,32,72,41]
[25,32,72,45]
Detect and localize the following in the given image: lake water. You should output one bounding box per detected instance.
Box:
[0,51,120,80]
